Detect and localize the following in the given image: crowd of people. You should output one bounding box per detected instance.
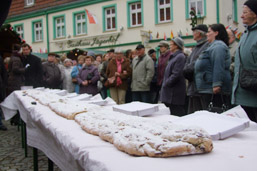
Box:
[0,0,257,131]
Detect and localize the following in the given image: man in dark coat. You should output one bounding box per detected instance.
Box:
[21,43,43,88]
[42,53,62,89]
[183,24,209,114]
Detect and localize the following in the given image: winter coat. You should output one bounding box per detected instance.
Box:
[42,61,62,89]
[77,65,100,95]
[7,52,25,94]
[61,66,75,93]
[183,38,209,96]
[160,50,186,105]
[22,54,43,88]
[71,64,83,94]
[194,40,231,94]
[106,58,132,90]
[157,50,172,86]
[0,55,7,102]
[232,22,257,107]
[131,54,154,92]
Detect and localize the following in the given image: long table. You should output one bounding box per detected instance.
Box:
[1,91,257,171]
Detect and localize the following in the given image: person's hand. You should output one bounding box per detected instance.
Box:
[115,72,120,76]
[82,80,88,86]
[213,86,221,94]
[123,70,127,75]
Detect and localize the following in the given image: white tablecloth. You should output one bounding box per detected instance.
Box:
[1,91,257,171]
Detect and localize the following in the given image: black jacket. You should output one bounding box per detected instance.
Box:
[22,54,43,88]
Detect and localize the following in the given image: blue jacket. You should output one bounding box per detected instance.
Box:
[194,40,231,94]
[71,64,83,94]
[160,50,186,105]
[232,23,257,107]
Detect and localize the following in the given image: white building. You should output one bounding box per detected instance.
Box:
[6,0,246,56]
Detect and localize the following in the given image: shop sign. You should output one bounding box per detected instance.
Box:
[55,33,120,50]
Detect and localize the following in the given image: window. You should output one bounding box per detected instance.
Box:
[127,0,143,27]
[104,6,116,31]
[185,0,206,19]
[156,0,172,23]
[14,24,24,39]
[232,0,238,23]
[74,12,87,35]
[32,20,43,42]
[25,0,34,6]
[53,15,66,39]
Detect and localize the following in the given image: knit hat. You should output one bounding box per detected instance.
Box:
[171,37,184,50]
[244,0,257,15]
[87,51,95,58]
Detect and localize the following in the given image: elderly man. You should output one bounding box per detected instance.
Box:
[42,53,62,89]
[131,44,154,103]
[226,28,238,77]
[21,43,43,88]
[183,24,209,114]
[232,0,257,122]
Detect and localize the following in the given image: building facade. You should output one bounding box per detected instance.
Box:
[6,0,245,55]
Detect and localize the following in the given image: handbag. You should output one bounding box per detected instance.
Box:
[104,76,116,87]
[72,77,78,83]
[207,94,227,113]
[238,46,257,92]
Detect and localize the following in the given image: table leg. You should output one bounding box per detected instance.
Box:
[48,158,54,171]
[33,148,38,171]
[21,119,24,148]
[24,122,27,157]
[21,119,28,157]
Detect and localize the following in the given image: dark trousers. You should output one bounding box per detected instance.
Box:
[165,103,185,116]
[241,106,257,122]
[132,91,151,103]
[187,96,205,114]
[100,86,108,99]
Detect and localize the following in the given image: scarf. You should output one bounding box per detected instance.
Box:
[116,58,124,86]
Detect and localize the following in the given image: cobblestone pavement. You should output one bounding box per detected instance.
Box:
[0,120,61,171]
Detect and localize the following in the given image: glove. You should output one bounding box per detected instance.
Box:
[25,64,30,68]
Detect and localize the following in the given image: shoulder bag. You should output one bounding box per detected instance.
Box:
[238,46,257,92]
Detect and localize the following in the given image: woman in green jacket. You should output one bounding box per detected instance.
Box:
[232,0,257,122]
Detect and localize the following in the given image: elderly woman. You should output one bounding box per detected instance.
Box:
[195,24,231,110]
[106,49,132,104]
[61,58,74,93]
[160,37,186,116]
[232,0,257,122]
[71,55,85,94]
[77,56,100,95]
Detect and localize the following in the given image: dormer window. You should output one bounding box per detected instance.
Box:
[25,0,34,6]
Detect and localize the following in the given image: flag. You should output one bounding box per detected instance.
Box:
[85,9,98,24]
[39,48,43,53]
[237,32,243,40]
[170,30,174,39]
[156,32,159,38]
[149,33,153,40]
[164,33,167,40]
